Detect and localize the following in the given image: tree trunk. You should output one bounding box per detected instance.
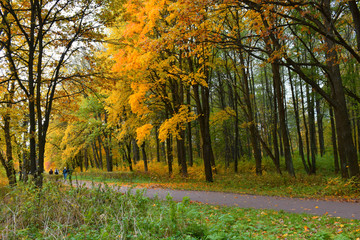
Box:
[348,1,360,51]
[141,142,148,172]
[0,107,17,185]
[289,69,309,174]
[155,125,161,162]
[177,130,188,177]
[239,49,262,175]
[132,138,140,164]
[84,148,89,170]
[91,142,100,169]
[299,80,312,170]
[323,0,359,178]
[97,137,103,169]
[166,135,173,176]
[193,83,213,182]
[316,94,325,156]
[307,85,317,174]
[186,88,194,167]
[330,107,340,174]
[272,61,295,176]
[217,71,232,168]
[125,140,133,171]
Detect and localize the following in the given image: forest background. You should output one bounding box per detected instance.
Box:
[0,0,360,194]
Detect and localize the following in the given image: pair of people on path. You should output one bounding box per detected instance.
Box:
[48,168,59,175]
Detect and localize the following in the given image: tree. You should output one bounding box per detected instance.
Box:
[0,0,105,186]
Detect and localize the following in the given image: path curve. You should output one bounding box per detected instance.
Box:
[70,180,360,220]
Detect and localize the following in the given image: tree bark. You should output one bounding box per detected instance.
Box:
[193,84,213,182]
[141,142,148,172]
[166,135,173,176]
[316,94,325,156]
[155,125,161,162]
[323,0,359,178]
[348,1,360,51]
[272,61,295,176]
[289,69,309,174]
[330,107,340,174]
[186,88,194,167]
[307,85,317,174]
[177,130,188,177]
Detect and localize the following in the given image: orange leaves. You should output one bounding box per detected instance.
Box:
[108,0,217,145]
[128,83,151,117]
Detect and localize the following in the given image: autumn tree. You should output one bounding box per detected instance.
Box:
[0,0,106,186]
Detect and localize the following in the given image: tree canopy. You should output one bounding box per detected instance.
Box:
[1,0,360,186]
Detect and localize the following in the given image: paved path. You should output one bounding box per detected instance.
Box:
[70,180,360,220]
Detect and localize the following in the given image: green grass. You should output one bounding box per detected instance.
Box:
[72,155,360,202]
[1,180,359,239]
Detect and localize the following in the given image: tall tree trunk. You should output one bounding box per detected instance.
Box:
[316,94,325,156]
[97,137,103,169]
[155,125,161,162]
[141,142,148,172]
[105,141,113,172]
[218,72,232,168]
[272,62,295,176]
[299,80,312,169]
[132,138,140,164]
[307,85,317,174]
[0,85,17,185]
[224,54,239,171]
[193,83,213,182]
[103,113,113,172]
[323,0,359,178]
[91,142,100,169]
[166,135,173,176]
[348,1,360,51]
[289,70,309,174]
[84,148,89,170]
[177,130,188,177]
[266,66,281,171]
[186,88,194,167]
[188,53,214,182]
[330,107,340,174]
[125,140,133,171]
[0,106,17,185]
[239,49,262,175]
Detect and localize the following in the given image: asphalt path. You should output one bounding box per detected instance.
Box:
[70,180,360,220]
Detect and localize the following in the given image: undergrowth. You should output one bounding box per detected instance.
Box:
[74,158,360,201]
[1,180,359,239]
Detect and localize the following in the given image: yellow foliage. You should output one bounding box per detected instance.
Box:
[210,107,235,126]
[158,105,197,142]
[136,123,153,145]
[128,83,151,116]
[240,121,255,129]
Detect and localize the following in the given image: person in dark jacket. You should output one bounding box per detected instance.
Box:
[49,169,53,175]
[63,167,68,180]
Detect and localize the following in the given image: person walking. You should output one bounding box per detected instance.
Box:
[63,167,68,180]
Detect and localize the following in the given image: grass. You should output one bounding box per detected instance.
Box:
[72,154,360,202]
[1,152,359,239]
[1,180,359,239]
